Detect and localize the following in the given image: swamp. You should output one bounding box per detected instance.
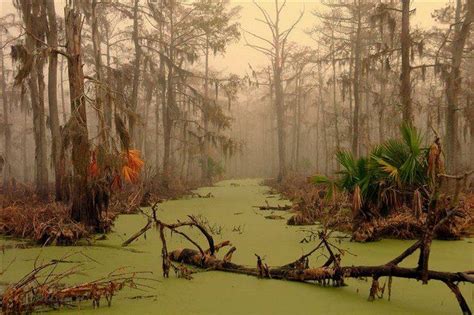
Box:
[0,0,473,314]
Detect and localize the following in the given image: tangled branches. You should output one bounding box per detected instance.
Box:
[0,202,89,245]
[122,191,473,314]
[0,254,151,314]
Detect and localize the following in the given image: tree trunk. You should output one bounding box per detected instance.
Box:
[317,63,329,175]
[44,0,63,201]
[65,6,97,228]
[295,77,302,171]
[378,57,386,143]
[274,50,286,181]
[0,34,11,187]
[91,0,108,146]
[22,100,28,182]
[130,0,141,146]
[352,1,362,158]
[19,0,49,199]
[201,36,211,184]
[400,0,413,124]
[162,3,175,188]
[331,33,340,154]
[60,56,67,124]
[155,86,161,169]
[141,81,153,160]
[104,20,112,130]
[445,0,473,173]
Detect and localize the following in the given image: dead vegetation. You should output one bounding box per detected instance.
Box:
[125,183,474,314]
[0,174,199,245]
[0,254,150,314]
[0,187,119,245]
[267,175,473,242]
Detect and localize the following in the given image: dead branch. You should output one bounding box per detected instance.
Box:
[128,203,473,314]
[253,200,291,210]
[1,258,150,314]
[121,217,152,247]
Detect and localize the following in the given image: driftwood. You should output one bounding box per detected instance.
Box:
[123,204,474,314]
[253,200,291,211]
[163,223,473,314]
[191,192,214,198]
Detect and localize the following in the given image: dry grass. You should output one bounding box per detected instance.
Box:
[0,202,89,245]
[0,187,116,245]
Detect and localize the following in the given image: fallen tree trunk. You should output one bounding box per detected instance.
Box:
[143,209,472,314]
[169,247,473,284]
[167,233,473,314]
[253,200,291,211]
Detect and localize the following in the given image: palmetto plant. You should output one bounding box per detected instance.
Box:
[314,124,430,219]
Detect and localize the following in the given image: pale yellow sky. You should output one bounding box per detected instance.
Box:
[0,0,452,75]
[213,0,451,74]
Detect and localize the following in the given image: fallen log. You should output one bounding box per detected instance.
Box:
[167,233,473,314]
[126,136,472,314]
[253,200,291,211]
[127,157,473,314]
[169,246,472,285]
[152,214,473,314]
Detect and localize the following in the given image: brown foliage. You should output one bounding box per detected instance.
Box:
[0,202,88,245]
[0,187,117,244]
[268,176,473,241]
[1,258,143,314]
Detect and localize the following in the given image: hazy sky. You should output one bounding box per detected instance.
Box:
[0,0,450,75]
[213,0,450,75]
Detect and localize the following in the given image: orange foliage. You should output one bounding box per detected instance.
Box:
[87,149,144,186]
[121,149,144,183]
[88,151,100,178]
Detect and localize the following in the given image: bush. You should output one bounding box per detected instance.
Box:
[313,124,432,221]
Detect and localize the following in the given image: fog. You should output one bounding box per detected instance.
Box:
[0,0,472,190]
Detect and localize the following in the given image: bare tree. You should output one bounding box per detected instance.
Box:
[246,0,303,181]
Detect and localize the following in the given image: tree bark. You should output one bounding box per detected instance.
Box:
[0,33,11,187]
[60,56,67,124]
[400,0,413,124]
[44,0,63,201]
[65,6,97,228]
[445,0,473,173]
[201,36,212,185]
[19,0,49,199]
[351,1,362,158]
[274,52,286,181]
[162,2,176,188]
[91,0,108,146]
[130,0,141,146]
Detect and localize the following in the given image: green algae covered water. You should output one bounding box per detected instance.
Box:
[1,179,472,314]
